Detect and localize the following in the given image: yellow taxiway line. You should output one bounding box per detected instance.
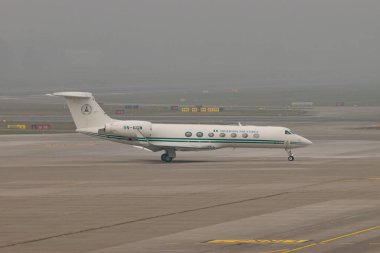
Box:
[209,225,380,253]
[319,225,380,244]
[208,239,309,245]
[281,225,380,253]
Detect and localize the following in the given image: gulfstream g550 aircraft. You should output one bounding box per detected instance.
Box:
[50,92,312,162]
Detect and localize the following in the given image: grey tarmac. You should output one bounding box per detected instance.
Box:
[0,133,380,253]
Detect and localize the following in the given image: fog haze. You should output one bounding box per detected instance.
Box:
[0,0,379,92]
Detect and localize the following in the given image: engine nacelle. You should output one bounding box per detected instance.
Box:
[104,120,152,138]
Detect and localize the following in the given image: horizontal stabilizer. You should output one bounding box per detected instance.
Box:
[49,92,93,98]
[49,91,111,129]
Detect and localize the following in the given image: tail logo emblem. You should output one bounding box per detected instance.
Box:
[81,104,92,115]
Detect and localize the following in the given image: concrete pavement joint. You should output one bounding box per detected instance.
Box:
[0,192,289,249]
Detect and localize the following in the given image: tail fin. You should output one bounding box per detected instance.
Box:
[51,92,112,130]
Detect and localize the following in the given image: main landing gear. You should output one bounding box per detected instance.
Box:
[160,150,176,163]
[286,148,295,161]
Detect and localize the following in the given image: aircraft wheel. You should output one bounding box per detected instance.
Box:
[164,156,173,163]
[288,156,295,161]
[161,154,167,161]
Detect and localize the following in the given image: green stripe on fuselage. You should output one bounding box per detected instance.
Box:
[84,133,284,145]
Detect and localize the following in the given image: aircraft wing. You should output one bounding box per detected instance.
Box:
[148,141,217,151]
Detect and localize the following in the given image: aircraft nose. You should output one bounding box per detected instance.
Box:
[301,136,313,146]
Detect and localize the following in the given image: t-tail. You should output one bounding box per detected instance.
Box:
[50,92,112,132]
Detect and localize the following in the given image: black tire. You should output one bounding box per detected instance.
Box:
[164,156,173,163]
[288,156,295,161]
[161,154,167,161]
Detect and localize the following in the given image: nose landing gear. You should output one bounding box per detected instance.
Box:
[285,148,295,161]
[160,150,176,163]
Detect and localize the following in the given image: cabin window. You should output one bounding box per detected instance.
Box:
[231,133,237,138]
[208,132,214,137]
[219,133,226,137]
[285,130,292,135]
[196,132,204,137]
[185,132,192,137]
[242,133,248,138]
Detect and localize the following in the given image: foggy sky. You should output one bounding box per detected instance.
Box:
[0,0,379,92]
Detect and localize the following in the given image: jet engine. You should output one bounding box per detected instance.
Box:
[103,120,152,137]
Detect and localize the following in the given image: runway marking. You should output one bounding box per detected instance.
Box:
[279,225,380,253]
[209,239,309,245]
[0,192,289,249]
[368,178,380,180]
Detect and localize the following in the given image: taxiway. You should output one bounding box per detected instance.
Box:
[0,134,380,253]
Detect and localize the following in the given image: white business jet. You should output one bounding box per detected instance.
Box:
[50,92,312,162]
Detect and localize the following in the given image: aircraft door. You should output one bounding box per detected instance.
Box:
[284,129,292,148]
[285,138,290,149]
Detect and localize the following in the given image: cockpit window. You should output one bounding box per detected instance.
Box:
[285,130,293,135]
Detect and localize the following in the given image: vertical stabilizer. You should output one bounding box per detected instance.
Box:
[51,92,111,129]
